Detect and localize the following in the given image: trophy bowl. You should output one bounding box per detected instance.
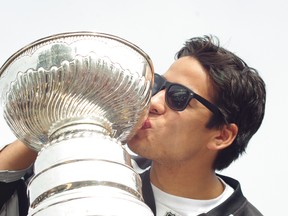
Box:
[0,32,154,215]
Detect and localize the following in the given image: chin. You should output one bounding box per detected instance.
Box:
[127,138,145,156]
[126,141,138,152]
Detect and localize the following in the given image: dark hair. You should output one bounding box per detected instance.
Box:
[176,35,266,170]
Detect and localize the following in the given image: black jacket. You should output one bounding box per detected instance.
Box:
[134,156,263,216]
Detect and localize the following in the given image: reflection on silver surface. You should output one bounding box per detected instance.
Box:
[0,32,154,215]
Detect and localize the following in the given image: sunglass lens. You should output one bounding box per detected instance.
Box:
[166,85,190,111]
[152,74,165,96]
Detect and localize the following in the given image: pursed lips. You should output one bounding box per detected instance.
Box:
[141,118,152,129]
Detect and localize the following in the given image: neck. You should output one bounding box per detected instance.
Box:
[150,161,224,200]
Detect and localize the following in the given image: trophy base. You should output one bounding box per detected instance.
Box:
[27,133,153,215]
[28,190,153,216]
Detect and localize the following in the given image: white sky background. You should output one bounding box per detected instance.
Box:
[0,0,287,215]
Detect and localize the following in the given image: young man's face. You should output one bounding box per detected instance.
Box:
[128,56,220,165]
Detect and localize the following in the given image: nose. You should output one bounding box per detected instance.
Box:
[149,90,166,114]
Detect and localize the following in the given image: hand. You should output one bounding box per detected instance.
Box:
[0,140,37,170]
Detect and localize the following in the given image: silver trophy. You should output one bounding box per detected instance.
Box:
[0,32,154,215]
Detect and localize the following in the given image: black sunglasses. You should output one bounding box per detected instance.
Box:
[152,73,222,117]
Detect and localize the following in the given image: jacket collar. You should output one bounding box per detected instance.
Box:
[140,169,157,215]
[140,170,247,216]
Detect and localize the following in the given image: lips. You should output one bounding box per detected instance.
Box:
[141,119,151,129]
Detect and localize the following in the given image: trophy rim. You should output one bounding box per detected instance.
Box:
[0,31,154,77]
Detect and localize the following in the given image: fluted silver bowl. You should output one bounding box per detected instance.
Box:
[0,31,154,151]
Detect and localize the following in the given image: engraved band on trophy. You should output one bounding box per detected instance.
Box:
[0,32,154,215]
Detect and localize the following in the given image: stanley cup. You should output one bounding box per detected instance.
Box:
[0,32,154,215]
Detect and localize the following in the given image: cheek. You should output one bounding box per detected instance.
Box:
[127,114,209,160]
[165,118,209,158]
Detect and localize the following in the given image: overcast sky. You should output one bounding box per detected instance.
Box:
[1,1,287,215]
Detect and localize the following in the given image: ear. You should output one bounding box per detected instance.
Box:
[207,123,238,150]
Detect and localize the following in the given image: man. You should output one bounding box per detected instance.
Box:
[128,35,265,215]
[0,35,265,216]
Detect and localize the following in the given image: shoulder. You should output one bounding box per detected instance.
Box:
[0,179,28,216]
[212,174,263,216]
[240,201,263,216]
